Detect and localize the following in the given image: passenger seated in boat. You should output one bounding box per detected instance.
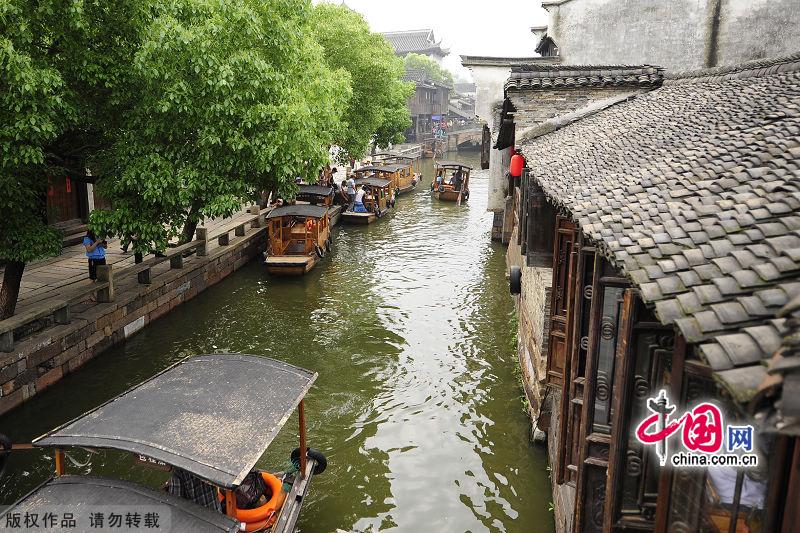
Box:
[167,468,223,512]
[452,170,463,191]
[353,184,368,213]
[435,174,443,188]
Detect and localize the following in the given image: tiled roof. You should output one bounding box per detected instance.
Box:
[519,54,800,405]
[506,65,664,91]
[382,29,448,56]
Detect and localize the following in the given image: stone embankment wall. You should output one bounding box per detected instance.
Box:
[0,230,266,416]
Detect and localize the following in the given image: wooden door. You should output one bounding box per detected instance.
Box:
[546,216,578,387]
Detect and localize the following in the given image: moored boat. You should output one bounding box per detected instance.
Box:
[431,161,472,204]
[341,176,393,225]
[373,151,422,193]
[264,204,332,275]
[0,354,327,533]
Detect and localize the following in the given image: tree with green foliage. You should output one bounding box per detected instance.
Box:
[404,52,454,87]
[0,0,145,318]
[309,4,412,159]
[90,0,351,249]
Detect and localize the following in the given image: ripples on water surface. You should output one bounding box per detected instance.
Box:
[0,152,554,532]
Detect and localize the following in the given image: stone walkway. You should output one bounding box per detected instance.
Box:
[1,208,259,316]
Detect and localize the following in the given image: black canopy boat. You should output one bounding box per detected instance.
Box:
[341,176,394,225]
[0,354,326,533]
[294,184,344,225]
[431,161,473,204]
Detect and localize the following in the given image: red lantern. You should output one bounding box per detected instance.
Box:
[510,152,525,177]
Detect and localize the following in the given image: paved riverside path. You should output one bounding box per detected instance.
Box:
[0,207,262,317]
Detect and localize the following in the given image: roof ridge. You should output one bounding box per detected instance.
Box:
[665,52,800,83]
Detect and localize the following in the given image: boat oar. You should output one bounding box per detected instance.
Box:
[0,434,36,479]
[456,188,463,206]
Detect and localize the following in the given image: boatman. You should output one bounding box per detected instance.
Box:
[346,173,356,210]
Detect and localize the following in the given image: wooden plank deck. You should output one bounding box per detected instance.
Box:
[0,208,260,316]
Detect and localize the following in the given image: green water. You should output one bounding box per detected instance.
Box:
[0,152,554,532]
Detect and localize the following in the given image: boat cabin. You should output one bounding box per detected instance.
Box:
[373,151,421,193]
[265,204,331,275]
[431,161,472,203]
[296,184,334,206]
[341,176,393,225]
[2,354,325,533]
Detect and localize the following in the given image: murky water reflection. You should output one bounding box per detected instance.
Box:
[0,152,554,532]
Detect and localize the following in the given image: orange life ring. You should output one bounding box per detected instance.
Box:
[220,472,286,529]
[305,219,313,232]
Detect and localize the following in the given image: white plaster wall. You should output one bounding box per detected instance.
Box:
[546,0,800,70]
[467,65,513,212]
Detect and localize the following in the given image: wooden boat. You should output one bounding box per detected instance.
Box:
[295,184,344,226]
[431,161,473,204]
[0,354,326,533]
[295,184,334,206]
[341,176,393,225]
[372,151,422,193]
[264,204,331,275]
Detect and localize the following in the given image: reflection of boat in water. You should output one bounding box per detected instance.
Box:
[372,151,422,193]
[341,176,394,225]
[1,354,327,533]
[431,161,472,204]
[264,204,332,275]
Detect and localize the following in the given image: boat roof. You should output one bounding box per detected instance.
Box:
[33,354,317,489]
[297,185,333,197]
[436,161,473,170]
[1,476,239,532]
[266,204,329,220]
[357,163,408,173]
[374,150,415,160]
[354,176,392,187]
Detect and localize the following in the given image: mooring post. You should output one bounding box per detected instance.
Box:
[249,205,261,228]
[96,265,114,303]
[54,304,71,325]
[196,227,207,257]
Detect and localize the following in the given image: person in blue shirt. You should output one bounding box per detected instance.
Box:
[83,230,107,281]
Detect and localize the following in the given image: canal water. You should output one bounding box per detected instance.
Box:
[0,152,554,532]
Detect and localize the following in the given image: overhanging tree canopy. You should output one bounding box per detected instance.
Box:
[309,4,412,159]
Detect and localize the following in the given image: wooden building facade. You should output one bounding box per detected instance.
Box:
[504,55,800,532]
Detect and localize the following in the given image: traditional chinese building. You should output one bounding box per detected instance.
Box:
[402,68,451,142]
[381,29,449,66]
[501,53,800,532]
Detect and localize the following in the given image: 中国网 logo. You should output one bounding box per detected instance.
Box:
[634,390,758,468]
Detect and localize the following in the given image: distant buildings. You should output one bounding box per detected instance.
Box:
[401,68,450,142]
[381,29,449,66]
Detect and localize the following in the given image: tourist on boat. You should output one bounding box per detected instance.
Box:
[353,184,368,213]
[346,173,356,209]
[167,468,223,512]
[83,229,107,281]
[452,170,463,191]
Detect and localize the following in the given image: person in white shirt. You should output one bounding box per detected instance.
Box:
[353,184,368,213]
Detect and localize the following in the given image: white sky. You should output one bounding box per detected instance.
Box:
[318,1,550,81]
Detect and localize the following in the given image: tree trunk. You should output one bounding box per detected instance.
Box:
[0,261,26,319]
[180,218,199,245]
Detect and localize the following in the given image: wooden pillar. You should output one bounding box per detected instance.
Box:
[55,449,65,476]
[299,400,307,479]
[96,265,114,303]
[196,227,207,257]
[225,489,237,517]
